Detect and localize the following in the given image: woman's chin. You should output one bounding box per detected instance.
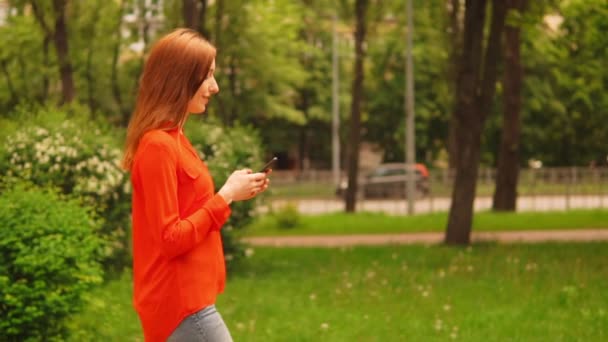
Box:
[190,106,206,115]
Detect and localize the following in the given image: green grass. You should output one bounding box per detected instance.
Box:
[67,272,142,342]
[270,182,335,198]
[69,243,608,341]
[244,210,608,236]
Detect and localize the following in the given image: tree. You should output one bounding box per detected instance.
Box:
[445,0,507,245]
[492,0,527,211]
[182,0,209,35]
[519,0,608,166]
[345,0,368,212]
[364,0,452,165]
[30,0,75,104]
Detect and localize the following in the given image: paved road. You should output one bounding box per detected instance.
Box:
[244,229,608,247]
[265,195,608,215]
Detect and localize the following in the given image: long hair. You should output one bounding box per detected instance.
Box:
[122,28,216,170]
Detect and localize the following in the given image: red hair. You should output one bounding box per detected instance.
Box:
[122,28,216,170]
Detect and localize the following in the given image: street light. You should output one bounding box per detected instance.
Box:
[405,0,416,214]
[332,14,341,188]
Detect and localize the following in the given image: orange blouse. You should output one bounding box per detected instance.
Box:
[130,128,231,342]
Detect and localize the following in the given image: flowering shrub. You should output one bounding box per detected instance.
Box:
[0,108,130,271]
[185,118,264,267]
[0,183,104,340]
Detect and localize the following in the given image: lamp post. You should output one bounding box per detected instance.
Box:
[405,0,416,214]
[332,14,341,188]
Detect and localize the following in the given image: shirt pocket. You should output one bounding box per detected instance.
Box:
[178,161,206,204]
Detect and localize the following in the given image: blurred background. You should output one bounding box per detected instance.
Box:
[0,0,607,341]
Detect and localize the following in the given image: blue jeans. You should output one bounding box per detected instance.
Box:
[167,305,233,342]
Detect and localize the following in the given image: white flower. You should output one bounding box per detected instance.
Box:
[434,319,443,331]
[35,128,48,136]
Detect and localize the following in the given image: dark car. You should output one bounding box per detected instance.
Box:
[336,163,429,198]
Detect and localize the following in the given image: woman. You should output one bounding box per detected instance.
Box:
[122,28,268,342]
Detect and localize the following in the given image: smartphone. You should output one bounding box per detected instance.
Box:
[259,157,278,173]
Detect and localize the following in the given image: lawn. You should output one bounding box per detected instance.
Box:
[69,243,608,341]
[244,209,608,236]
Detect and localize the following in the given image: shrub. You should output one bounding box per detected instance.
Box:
[185,117,264,267]
[0,183,104,341]
[0,106,131,272]
[273,202,301,229]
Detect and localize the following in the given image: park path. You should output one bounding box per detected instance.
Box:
[266,195,608,215]
[243,229,608,247]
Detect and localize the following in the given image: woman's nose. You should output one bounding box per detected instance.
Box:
[210,79,219,94]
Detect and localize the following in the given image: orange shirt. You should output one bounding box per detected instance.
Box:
[130,128,231,342]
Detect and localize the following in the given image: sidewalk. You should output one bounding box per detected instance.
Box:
[243,229,608,247]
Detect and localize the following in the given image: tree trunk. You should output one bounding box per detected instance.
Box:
[85,3,102,117]
[493,0,526,211]
[112,0,130,126]
[0,59,17,107]
[52,0,75,105]
[447,0,463,169]
[132,0,151,120]
[298,127,311,171]
[213,0,227,123]
[228,55,238,125]
[199,0,209,37]
[445,0,507,245]
[30,1,52,104]
[214,0,223,47]
[183,0,200,30]
[345,0,368,212]
[41,35,51,103]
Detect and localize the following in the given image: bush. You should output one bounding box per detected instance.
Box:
[272,202,301,229]
[185,117,264,267]
[0,105,131,272]
[0,183,104,341]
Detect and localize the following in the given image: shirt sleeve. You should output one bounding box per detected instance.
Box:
[135,137,231,260]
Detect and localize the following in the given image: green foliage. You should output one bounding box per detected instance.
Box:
[485,0,608,166]
[271,202,301,229]
[364,0,452,164]
[207,0,308,126]
[184,117,263,266]
[0,105,131,272]
[0,183,104,341]
[0,0,607,177]
[0,13,47,108]
[0,0,140,123]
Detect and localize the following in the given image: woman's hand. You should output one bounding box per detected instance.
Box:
[218,169,270,204]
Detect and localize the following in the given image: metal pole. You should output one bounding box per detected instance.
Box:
[405,0,416,214]
[332,14,341,188]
